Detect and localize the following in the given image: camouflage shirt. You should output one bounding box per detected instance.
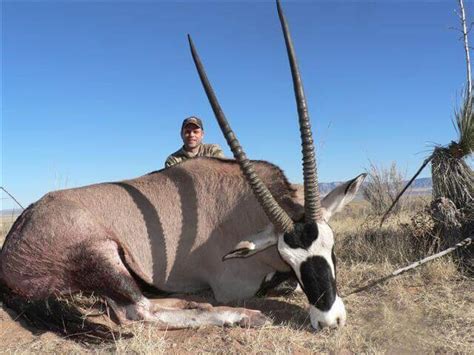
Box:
[165,143,225,168]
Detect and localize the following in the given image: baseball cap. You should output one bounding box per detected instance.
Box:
[181,116,203,130]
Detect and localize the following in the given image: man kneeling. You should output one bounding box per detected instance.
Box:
[165,116,225,168]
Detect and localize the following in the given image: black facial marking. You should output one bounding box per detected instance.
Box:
[256,271,298,296]
[283,222,318,249]
[331,247,337,277]
[299,256,337,311]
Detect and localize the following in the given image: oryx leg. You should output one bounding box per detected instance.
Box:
[149,297,213,311]
[73,239,267,329]
[73,239,155,324]
[144,303,268,329]
[258,271,298,296]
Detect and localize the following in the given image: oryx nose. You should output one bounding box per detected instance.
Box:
[318,318,342,329]
[309,296,346,330]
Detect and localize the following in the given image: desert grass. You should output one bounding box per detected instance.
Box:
[0,198,473,354]
[362,161,406,215]
[0,215,17,246]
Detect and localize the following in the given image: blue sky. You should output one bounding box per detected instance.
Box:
[1,0,472,208]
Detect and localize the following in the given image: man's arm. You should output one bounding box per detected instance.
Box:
[209,144,225,158]
[165,155,179,168]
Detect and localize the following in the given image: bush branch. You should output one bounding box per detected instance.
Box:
[459,0,472,96]
[343,236,472,297]
[1,187,25,210]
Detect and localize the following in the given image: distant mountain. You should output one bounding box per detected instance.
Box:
[318,177,432,196]
[410,177,432,189]
[0,208,22,216]
[0,178,433,215]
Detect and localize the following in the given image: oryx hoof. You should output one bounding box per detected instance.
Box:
[238,309,268,328]
[185,301,213,311]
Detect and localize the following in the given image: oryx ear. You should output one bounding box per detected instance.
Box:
[321,173,367,222]
[222,225,278,261]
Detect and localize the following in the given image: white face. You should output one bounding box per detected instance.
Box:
[223,174,366,330]
[181,124,204,150]
[275,174,366,329]
[277,222,346,330]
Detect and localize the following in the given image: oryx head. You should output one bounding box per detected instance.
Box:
[188,0,366,330]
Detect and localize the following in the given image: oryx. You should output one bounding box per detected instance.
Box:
[0,1,365,330]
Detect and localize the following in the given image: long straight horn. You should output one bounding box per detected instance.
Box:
[188,34,295,234]
[276,0,323,223]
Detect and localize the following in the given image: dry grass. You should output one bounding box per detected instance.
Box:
[362,162,406,215]
[1,198,473,354]
[0,215,17,246]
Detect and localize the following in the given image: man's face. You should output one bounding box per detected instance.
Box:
[181,123,204,150]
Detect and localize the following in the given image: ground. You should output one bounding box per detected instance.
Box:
[0,200,473,353]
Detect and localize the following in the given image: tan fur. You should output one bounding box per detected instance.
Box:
[1,158,302,303]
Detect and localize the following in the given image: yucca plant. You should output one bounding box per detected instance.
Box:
[382,0,473,266]
[382,91,473,227]
[431,95,474,210]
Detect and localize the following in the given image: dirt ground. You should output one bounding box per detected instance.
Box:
[1,271,473,353]
[1,203,473,354]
